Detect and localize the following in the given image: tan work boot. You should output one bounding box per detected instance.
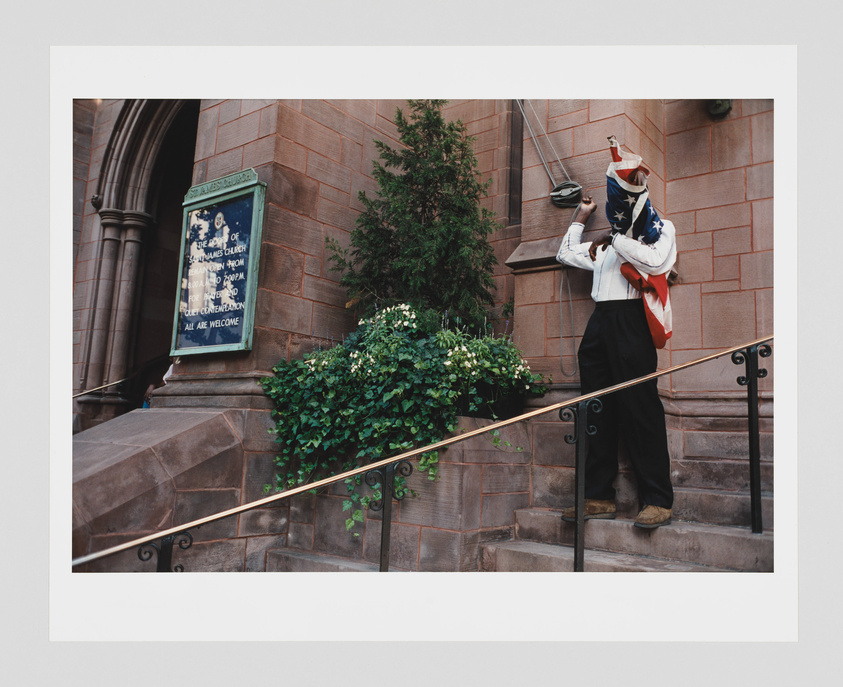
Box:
[634,505,672,529]
[561,499,616,522]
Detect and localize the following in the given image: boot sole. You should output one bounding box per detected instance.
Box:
[561,512,616,523]
[633,517,671,529]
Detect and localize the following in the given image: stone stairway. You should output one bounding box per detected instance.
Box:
[480,451,774,573]
[481,509,773,572]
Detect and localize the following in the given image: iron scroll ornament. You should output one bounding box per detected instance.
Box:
[731,343,772,385]
[137,530,194,572]
[364,460,414,511]
[559,398,603,444]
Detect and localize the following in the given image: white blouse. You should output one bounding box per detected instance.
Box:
[556,221,676,302]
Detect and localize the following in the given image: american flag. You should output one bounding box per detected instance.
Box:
[605,136,663,245]
[606,136,672,348]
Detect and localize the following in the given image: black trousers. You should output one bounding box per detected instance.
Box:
[577,299,673,509]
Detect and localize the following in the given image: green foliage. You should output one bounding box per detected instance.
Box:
[326,99,498,329]
[260,304,546,530]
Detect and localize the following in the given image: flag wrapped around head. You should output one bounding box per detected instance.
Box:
[605,136,663,245]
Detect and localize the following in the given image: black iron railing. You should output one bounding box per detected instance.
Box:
[72,336,772,573]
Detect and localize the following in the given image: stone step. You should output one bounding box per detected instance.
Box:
[481,540,731,572]
[266,549,378,572]
[671,457,773,492]
[673,487,774,529]
[514,508,773,571]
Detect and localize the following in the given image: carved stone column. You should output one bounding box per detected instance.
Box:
[86,208,124,389]
[105,210,154,394]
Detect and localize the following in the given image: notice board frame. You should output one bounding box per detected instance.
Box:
[170,168,266,357]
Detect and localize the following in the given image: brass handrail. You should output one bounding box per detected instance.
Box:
[73,355,171,399]
[71,334,773,568]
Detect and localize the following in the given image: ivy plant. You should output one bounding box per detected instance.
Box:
[260,304,546,532]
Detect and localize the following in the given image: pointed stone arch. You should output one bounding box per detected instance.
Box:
[77,99,197,428]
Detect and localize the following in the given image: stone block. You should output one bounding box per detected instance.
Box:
[317,196,359,232]
[418,528,461,572]
[752,199,774,251]
[481,492,530,528]
[482,464,531,494]
[548,107,588,132]
[172,538,248,573]
[696,202,751,232]
[711,116,752,171]
[531,421,576,467]
[676,249,713,284]
[573,115,628,156]
[531,465,575,509]
[238,507,289,537]
[242,450,282,504]
[702,291,756,349]
[195,106,218,160]
[665,99,714,134]
[255,288,313,336]
[740,251,774,290]
[218,100,241,125]
[756,289,773,337]
[259,243,306,297]
[311,302,355,340]
[272,136,307,173]
[245,534,287,571]
[307,150,353,191]
[287,521,314,550]
[73,442,175,535]
[515,270,554,305]
[313,495,364,558]
[174,489,240,541]
[258,163,320,219]
[676,231,712,253]
[667,169,746,213]
[216,109,260,151]
[289,493,316,522]
[172,444,243,491]
[246,327,290,378]
[668,284,701,350]
[684,430,773,461]
[747,162,773,200]
[713,255,740,281]
[713,225,752,256]
[242,136,275,169]
[398,463,478,531]
[701,280,740,294]
[277,105,343,161]
[326,99,378,127]
[302,275,346,307]
[751,110,774,164]
[206,148,244,181]
[666,128,710,180]
[300,100,366,147]
[512,304,546,357]
[742,100,773,115]
[363,521,420,570]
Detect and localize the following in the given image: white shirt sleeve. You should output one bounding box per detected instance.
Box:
[556,222,595,272]
[611,219,677,275]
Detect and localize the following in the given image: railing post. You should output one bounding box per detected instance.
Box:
[561,398,602,572]
[732,343,772,534]
[138,530,194,572]
[365,460,413,572]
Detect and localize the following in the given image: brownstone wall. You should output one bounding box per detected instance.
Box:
[510,99,773,397]
[72,99,124,405]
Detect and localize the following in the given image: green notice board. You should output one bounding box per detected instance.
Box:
[170,169,266,356]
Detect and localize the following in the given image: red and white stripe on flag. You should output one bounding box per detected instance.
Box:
[620,263,672,349]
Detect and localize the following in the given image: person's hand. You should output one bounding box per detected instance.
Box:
[573,196,597,224]
[588,230,614,261]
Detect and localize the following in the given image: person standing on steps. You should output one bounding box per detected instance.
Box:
[555,136,676,529]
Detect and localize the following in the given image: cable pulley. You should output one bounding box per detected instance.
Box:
[516,99,582,208]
